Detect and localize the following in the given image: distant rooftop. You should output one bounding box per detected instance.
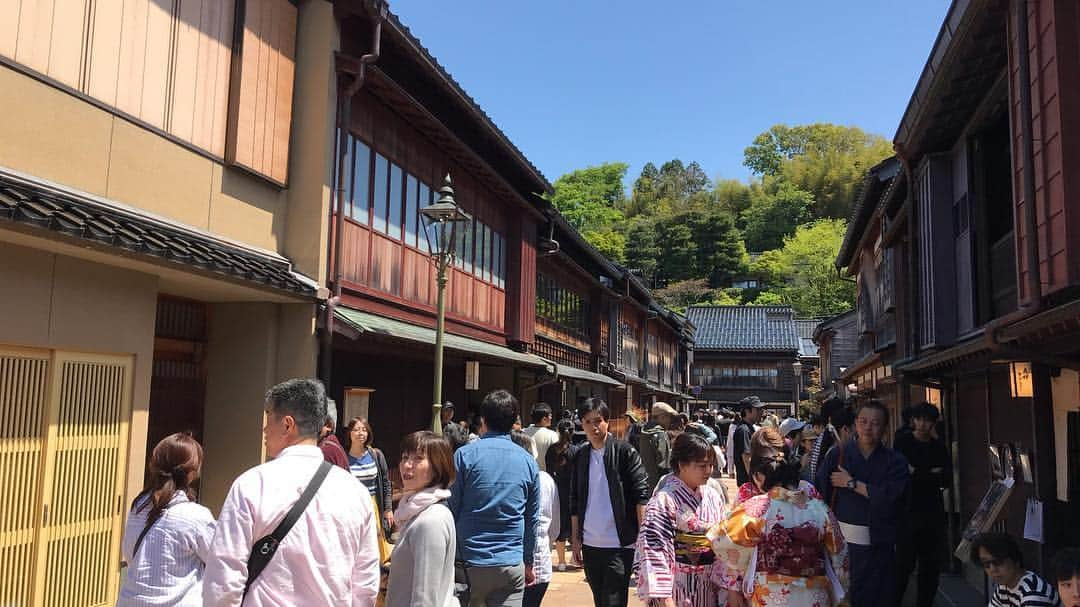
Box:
[686,306,800,352]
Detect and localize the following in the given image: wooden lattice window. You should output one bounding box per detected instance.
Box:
[0,347,134,606]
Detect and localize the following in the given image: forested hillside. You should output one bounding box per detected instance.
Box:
[549,123,892,318]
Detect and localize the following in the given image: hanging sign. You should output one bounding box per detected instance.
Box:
[465,361,480,391]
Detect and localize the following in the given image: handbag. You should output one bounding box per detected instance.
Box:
[244,461,333,598]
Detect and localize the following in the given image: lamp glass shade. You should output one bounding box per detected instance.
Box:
[420,176,471,257]
[1009,361,1033,398]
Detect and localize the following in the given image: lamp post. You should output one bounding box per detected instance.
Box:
[420,174,471,435]
[792,360,803,417]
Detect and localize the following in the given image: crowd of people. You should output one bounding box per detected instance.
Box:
[114,378,1079,607]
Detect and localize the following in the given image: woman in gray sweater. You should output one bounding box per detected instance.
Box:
[387,431,457,607]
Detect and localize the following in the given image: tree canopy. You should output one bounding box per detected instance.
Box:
[547,122,889,317]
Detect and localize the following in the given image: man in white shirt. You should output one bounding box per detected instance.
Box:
[203,378,381,606]
[569,399,649,607]
[523,402,559,471]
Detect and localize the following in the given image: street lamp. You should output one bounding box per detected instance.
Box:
[792,360,803,417]
[421,174,471,435]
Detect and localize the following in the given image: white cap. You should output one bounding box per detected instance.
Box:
[779,418,807,437]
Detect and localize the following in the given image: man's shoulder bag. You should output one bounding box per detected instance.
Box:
[244,460,333,598]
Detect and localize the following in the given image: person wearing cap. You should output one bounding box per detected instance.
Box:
[441,401,456,434]
[731,396,764,485]
[797,426,820,482]
[893,403,950,607]
[637,402,677,493]
[778,417,806,449]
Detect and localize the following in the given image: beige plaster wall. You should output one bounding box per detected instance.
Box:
[1052,369,1080,502]
[200,301,319,513]
[0,241,158,504]
[0,65,291,254]
[282,0,339,281]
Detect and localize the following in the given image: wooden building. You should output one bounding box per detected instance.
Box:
[837,0,1080,591]
[0,1,327,603]
[812,309,859,401]
[321,1,693,460]
[529,215,694,434]
[686,306,801,416]
[0,1,692,600]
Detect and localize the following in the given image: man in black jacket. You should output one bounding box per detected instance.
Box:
[570,398,649,607]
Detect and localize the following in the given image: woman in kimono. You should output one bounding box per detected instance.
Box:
[636,432,728,607]
[710,446,849,607]
[735,427,823,505]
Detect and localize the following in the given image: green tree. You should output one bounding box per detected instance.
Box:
[582,228,626,263]
[714,179,754,219]
[654,278,714,312]
[747,290,784,306]
[623,219,661,286]
[656,219,697,285]
[741,183,813,251]
[743,123,893,219]
[752,219,855,317]
[550,162,628,231]
[692,210,747,288]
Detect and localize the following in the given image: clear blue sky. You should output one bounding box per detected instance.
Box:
[390,1,950,186]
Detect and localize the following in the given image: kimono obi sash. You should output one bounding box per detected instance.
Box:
[756,522,827,577]
[674,530,715,566]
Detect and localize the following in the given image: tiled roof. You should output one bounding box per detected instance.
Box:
[0,170,316,296]
[685,306,800,352]
[794,319,820,339]
[799,337,820,359]
[382,8,551,193]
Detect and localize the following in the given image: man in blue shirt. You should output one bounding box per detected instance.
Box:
[817,400,909,607]
[449,389,540,607]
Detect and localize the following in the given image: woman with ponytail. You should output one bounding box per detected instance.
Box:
[118,432,214,606]
[709,444,849,607]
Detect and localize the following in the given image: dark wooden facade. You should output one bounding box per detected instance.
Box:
[326,2,693,454]
[812,310,859,401]
[837,0,1080,587]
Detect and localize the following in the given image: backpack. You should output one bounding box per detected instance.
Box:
[635,424,671,489]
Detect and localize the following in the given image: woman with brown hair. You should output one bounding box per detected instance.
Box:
[635,432,728,607]
[118,432,215,606]
[386,431,457,607]
[346,417,394,535]
[710,445,849,607]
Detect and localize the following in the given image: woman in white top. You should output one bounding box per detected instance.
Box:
[511,430,560,607]
[386,431,457,607]
[118,432,215,606]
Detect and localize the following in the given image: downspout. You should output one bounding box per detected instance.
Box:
[1014,0,1042,315]
[321,8,385,387]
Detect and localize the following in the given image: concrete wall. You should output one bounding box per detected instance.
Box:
[0,241,157,503]
[0,64,289,254]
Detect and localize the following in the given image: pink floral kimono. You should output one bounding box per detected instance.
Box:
[709,485,849,607]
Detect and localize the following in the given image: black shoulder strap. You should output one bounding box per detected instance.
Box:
[244,460,333,598]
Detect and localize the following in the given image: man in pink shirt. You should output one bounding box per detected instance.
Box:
[204,378,381,606]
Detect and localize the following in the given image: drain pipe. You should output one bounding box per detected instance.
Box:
[321,6,385,387]
[1014,0,1042,314]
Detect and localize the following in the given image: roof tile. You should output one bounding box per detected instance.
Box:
[685,306,800,352]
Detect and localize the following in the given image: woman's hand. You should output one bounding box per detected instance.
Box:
[384,510,395,529]
[571,538,583,567]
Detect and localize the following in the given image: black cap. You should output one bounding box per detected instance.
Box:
[443,401,455,410]
[738,395,763,411]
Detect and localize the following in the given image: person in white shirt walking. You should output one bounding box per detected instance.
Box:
[523,402,559,472]
[118,432,215,607]
[511,430,560,607]
[203,378,381,607]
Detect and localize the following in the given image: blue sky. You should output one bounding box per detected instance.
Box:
[390,1,950,186]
